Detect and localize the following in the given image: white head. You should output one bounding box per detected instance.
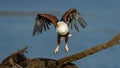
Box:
[57,21,65,27]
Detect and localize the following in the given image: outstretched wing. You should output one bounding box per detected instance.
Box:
[33,14,58,36]
[61,9,87,32]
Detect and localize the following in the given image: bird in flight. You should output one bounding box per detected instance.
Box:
[33,9,87,54]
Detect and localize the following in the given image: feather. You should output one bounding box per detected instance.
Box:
[61,9,87,32]
[32,14,58,35]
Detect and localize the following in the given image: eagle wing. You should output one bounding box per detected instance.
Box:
[33,14,58,35]
[61,9,87,32]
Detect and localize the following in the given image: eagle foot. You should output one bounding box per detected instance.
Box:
[65,45,70,53]
[54,46,59,54]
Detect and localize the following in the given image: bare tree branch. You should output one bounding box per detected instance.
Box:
[57,34,120,66]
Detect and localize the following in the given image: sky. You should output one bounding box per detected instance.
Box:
[0,0,120,11]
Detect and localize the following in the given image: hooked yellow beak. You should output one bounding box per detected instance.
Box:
[57,23,61,27]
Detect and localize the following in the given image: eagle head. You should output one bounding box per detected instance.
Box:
[57,21,65,27]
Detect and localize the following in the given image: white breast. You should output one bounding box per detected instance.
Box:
[57,22,69,35]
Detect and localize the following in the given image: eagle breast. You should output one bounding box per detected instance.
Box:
[57,21,69,35]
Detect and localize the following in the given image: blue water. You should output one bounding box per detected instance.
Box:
[0,0,120,68]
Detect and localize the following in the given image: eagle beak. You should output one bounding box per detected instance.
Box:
[57,23,61,27]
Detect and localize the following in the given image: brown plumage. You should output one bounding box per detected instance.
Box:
[61,9,87,31]
[33,14,58,35]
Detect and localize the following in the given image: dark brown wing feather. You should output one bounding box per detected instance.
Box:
[61,9,87,32]
[33,14,58,36]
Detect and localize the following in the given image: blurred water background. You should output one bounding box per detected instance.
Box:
[0,0,120,68]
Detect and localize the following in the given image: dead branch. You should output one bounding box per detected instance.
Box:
[0,46,78,68]
[1,46,28,68]
[57,33,120,66]
[9,58,22,68]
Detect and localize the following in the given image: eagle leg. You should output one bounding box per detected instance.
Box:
[54,34,62,54]
[65,33,70,53]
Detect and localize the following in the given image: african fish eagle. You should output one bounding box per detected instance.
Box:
[33,9,87,54]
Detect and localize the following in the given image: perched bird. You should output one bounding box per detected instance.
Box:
[33,9,87,54]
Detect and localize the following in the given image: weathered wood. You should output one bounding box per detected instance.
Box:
[0,46,78,68]
[57,34,120,66]
[0,46,28,68]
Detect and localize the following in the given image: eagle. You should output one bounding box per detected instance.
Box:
[33,9,87,54]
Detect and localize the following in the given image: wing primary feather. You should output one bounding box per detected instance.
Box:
[74,22,79,32]
[37,20,41,34]
[70,21,73,29]
[69,14,73,29]
[44,19,49,30]
[77,12,87,28]
[42,18,47,31]
[43,22,46,31]
[33,17,41,36]
[80,17,87,26]
[78,17,87,28]
[33,24,37,36]
[36,20,40,34]
[72,14,79,32]
[40,20,43,33]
